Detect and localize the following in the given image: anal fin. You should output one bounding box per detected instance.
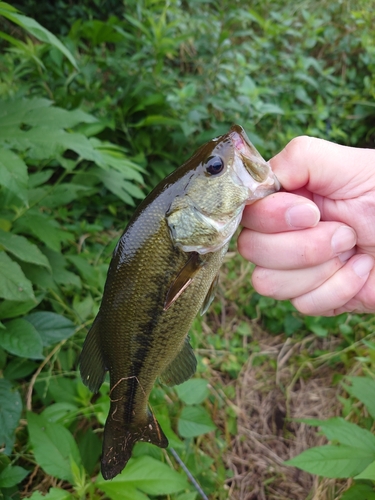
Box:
[159,337,197,386]
[200,273,219,315]
[79,317,106,393]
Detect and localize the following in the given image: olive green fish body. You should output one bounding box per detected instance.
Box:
[80,125,280,479]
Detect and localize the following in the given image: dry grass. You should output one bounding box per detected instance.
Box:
[223,328,345,500]
[201,254,353,500]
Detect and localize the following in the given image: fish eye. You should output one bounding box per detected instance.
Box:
[205,156,224,176]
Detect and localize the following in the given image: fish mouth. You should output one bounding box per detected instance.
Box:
[229,125,280,199]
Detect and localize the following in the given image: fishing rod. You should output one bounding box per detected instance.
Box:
[169,447,209,500]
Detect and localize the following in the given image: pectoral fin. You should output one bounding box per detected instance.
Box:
[164,252,204,311]
[79,317,107,393]
[159,337,197,386]
[200,273,219,315]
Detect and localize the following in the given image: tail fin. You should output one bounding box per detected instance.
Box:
[101,411,168,480]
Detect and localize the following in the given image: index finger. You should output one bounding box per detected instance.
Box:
[270,136,375,197]
[242,191,320,233]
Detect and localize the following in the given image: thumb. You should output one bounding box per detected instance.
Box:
[270,136,375,198]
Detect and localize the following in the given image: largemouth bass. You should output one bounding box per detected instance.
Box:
[80,125,280,480]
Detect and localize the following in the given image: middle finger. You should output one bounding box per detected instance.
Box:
[238,222,356,270]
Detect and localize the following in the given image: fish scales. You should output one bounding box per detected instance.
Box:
[79,125,280,479]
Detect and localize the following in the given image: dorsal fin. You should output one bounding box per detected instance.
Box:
[159,337,197,386]
[163,252,204,311]
[79,317,107,393]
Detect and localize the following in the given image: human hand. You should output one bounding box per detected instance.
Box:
[238,136,375,316]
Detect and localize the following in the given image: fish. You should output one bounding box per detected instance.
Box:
[79,124,280,480]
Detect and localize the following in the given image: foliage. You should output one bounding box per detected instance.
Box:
[0,0,374,499]
[286,376,375,497]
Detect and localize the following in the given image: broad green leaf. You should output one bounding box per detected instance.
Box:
[1,318,44,359]
[3,357,38,380]
[42,403,78,424]
[66,255,100,289]
[0,465,29,488]
[96,455,188,496]
[77,429,102,475]
[27,487,74,500]
[13,211,71,252]
[27,412,82,483]
[285,444,375,478]
[23,107,97,129]
[175,379,209,405]
[299,417,375,452]
[0,252,35,301]
[343,377,375,419]
[36,184,91,209]
[0,379,22,454]
[0,97,51,128]
[0,9,77,68]
[96,484,149,500]
[3,128,100,163]
[341,482,375,500]
[355,459,375,480]
[25,312,76,347]
[93,167,143,205]
[178,405,216,438]
[41,249,81,288]
[0,229,51,269]
[0,147,28,203]
[0,298,42,320]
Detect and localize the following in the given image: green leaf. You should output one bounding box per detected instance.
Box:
[27,487,74,500]
[14,212,71,253]
[0,147,28,203]
[42,403,78,424]
[0,252,35,301]
[25,312,76,347]
[355,459,375,480]
[285,444,375,478]
[0,229,51,269]
[77,428,102,475]
[341,483,375,500]
[92,167,143,205]
[1,318,44,359]
[23,107,97,129]
[0,297,42,320]
[0,465,29,488]
[27,412,82,483]
[299,417,375,452]
[0,379,22,454]
[0,97,51,129]
[178,405,216,438]
[175,379,209,405]
[343,377,375,419]
[96,455,188,497]
[0,8,78,69]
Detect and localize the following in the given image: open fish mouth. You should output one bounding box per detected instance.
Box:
[229,125,280,200]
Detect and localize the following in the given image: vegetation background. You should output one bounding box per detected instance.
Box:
[1,0,375,499]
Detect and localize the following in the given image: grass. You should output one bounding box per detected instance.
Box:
[192,250,372,499]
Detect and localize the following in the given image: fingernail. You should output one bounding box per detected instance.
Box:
[352,255,374,278]
[339,248,356,263]
[331,226,356,254]
[286,204,320,229]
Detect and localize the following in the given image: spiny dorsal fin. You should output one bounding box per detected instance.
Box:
[164,252,204,311]
[159,337,197,386]
[79,317,106,393]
